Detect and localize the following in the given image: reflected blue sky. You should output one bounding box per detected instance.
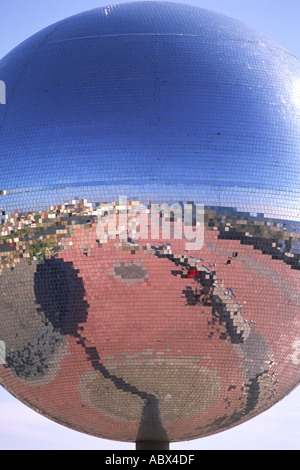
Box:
[0,1,300,221]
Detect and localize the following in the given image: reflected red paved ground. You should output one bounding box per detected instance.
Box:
[1,218,300,442]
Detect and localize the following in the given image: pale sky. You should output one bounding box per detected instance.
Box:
[0,0,300,450]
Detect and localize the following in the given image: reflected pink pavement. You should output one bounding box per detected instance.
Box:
[2,211,299,442]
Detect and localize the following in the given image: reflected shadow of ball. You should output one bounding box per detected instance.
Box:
[34,258,89,336]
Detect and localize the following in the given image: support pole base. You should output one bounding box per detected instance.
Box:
[136,441,169,450]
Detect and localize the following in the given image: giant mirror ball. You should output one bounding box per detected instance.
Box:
[0,1,300,445]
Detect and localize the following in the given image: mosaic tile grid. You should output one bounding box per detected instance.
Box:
[0,2,300,443]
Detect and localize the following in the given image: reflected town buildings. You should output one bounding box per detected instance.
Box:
[0,2,300,449]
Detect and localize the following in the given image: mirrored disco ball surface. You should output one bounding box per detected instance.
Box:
[0,2,300,444]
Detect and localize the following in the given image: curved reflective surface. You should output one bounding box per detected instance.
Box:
[0,2,300,443]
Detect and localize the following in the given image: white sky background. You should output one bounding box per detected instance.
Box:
[0,386,300,450]
[0,0,300,450]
